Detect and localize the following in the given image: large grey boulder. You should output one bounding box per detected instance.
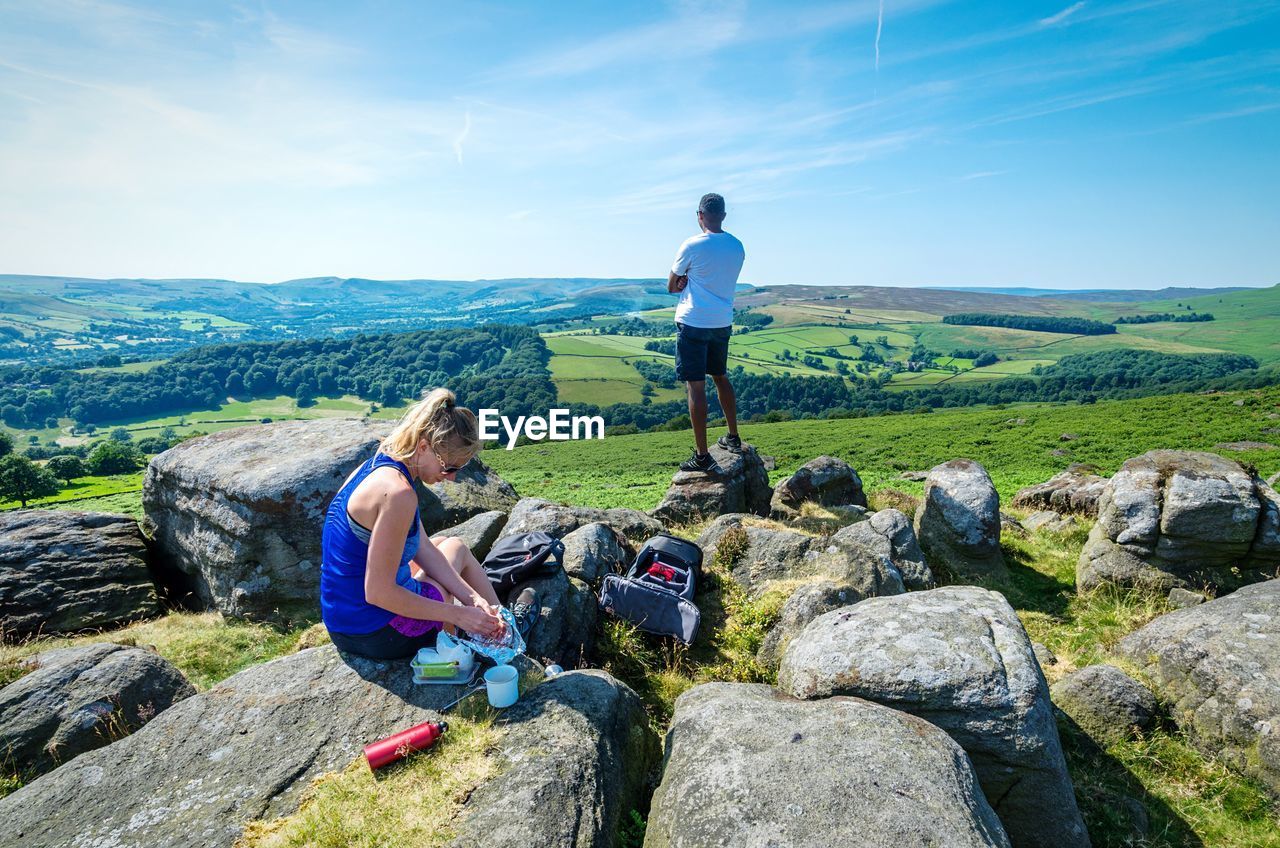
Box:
[1077,450,1279,594]
[697,514,905,600]
[1,511,159,639]
[644,683,1011,848]
[651,442,771,525]
[450,670,657,848]
[143,421,521,620]
[1050,664,1158,744]
[832,507,934,591]
[1021,510,1080,534]
[0,647,475,846]
[418,457,520,533]
[1118,579,1280,796]
[560,522,628,585]
[142,419,389,619]
[756,580,859,669]
[515,567,597,668]
[501,497,663,550]
[914,459,1007,581]
[778,586,1089,848]
[432,509,508,560]
[0,644,194,777]
[769,455,867,519]
[1012,464,1109,517]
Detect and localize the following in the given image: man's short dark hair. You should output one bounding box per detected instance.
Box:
[698,193,725,215]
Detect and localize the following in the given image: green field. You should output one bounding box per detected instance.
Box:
[0,472,145,512]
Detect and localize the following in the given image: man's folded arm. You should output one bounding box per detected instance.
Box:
[668,270,688,293]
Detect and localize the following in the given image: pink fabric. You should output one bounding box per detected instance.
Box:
[388,580,446,637]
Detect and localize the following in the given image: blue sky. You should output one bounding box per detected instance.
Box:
[1,1,1277,288]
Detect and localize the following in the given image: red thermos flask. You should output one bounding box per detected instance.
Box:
[363,720,448,770]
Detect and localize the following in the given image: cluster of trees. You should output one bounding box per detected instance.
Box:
[949,348,999,366]
[0,325,557,428]
[942,314,1117,335]
[0,430,154,506]
[643,340,677,357]
[590,318,670,336]
[734,311,774,328]
[1115,312,1215,324]
[632,360,677,388]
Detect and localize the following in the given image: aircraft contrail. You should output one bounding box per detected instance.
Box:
[875,0,884,73]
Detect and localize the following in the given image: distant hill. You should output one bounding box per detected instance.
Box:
[925,285,1259,300]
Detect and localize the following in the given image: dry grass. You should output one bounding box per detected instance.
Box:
[236,717,503,848]
[0,611,315,691]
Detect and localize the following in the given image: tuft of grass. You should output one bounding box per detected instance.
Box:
[997,523,1168,680]
[0,611,316,692]
[236,716,502,848]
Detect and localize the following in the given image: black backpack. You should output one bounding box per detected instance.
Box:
[598,534,703,645]
[482,532,565,599]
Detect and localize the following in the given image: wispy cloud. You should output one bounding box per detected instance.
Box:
[959,170,1007,180]
[453,111,471,165]
[1040,2,1087,27]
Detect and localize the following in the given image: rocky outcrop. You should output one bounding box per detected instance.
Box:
[1118,579,1280,796]
[432,510,508,560]
[500,498,663,550]
[1076,450,1280,594]
[756,580,858,669]
[1012,465,1108,517]
[418,458,520,533]
[142,419,390,619]
[833,507,933,591]
[3,645,453,847]
[1167,587,1207,609]
[450,670,657,848]
[1,511,159,639]
[914,459,1007,581]
[0,644,193,777]
[516,568,597,668]
[769,455,867,519]
[696,515,905,600]
[651,442,771,525]
[778,586,1088,848]
[560,522,627,585]
[1021,510,1081,534]
[644,683,1011,848]
[1050,665,1158,743]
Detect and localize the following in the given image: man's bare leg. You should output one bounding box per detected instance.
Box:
[686,379,709,454]
[711,374,738,438]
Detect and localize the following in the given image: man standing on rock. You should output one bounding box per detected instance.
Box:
[668,193,746,473]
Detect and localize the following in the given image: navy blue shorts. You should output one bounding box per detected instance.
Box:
[675,323,731,382]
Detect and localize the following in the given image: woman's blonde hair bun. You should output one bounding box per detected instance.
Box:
[379,387,479,465]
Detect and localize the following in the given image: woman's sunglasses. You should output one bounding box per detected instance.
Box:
[431,445,465,475]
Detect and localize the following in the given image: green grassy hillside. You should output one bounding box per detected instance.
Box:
[483,386,1280,510]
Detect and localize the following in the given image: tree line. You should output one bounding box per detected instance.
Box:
[1115,312,1215,324]
[941,314,1117,335]
[0,325,556,429]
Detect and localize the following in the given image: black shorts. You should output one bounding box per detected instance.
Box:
[328,623,439,660]
[674,323,731,382]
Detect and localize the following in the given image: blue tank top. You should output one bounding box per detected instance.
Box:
[320,453,421,635]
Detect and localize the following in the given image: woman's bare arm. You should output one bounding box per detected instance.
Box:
[362,486,461,625]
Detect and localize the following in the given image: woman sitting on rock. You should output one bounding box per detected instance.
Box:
[320,387,505,659]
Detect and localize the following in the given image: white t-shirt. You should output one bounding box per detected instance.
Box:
[671,230,745,328]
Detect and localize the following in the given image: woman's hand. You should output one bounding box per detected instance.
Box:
[454,604,503,638]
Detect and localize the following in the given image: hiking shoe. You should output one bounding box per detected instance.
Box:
[511,587,540,641]
[679,450,719,473]
[717,433,743,453]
